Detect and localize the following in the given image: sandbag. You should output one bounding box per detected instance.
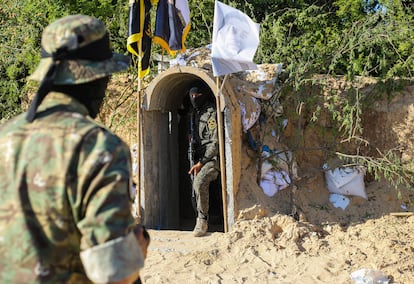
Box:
[325,166,367,199]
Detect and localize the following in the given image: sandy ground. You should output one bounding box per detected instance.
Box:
[139,177,413,284]
[137,81,414,284]
[101,70,414,284]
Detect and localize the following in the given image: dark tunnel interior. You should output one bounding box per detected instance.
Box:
[145,72,224,232]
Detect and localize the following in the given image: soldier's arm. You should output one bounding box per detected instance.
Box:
[71,127,144,283]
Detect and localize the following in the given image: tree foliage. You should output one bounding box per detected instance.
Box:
[1,0,413,190]
[1,0,413,117]
[0,0,128,121]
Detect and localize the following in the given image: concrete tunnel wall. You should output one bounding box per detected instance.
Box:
[139,66,242,231]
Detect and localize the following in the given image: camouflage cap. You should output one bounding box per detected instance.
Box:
[29,15,129,85]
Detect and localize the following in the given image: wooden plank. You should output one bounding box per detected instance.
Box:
[390,212,414,217]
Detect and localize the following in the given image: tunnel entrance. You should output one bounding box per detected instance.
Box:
[177,87,224,232]
[138,63,279,232]
[139,66,239,232]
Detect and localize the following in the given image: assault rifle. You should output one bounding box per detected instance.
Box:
[188,111,197,209]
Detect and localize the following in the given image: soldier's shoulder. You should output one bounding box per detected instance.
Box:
[0,113,26,133]
[81,122,129,153]
[205,103,217,114]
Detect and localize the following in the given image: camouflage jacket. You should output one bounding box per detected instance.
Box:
[0,92,143,283]
[194,102,219,165]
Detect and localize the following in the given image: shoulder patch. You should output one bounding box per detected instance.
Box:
[207,117,217,130]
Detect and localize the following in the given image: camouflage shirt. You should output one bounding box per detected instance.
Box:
[194,102,219,165]
[0,92,143,283]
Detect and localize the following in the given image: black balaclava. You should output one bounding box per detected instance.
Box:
[189,86,210,110]
[52,76,110,118]
[190,94,209,110]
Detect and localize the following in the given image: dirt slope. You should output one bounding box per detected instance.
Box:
[141,204,413,283]
[138,80,414,284]
[104,74,413,284]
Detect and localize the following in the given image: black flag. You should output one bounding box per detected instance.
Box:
[127,0,154,78]
[153,0,190,55]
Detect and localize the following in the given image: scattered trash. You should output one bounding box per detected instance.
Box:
[260,170,290,197]
[329,193,350,210]
[259,145,295,196]
[324,164,367,199]
[239,96,261,132]
[400,204,408,211]
[169,53,187,67]
[350,268,389,284]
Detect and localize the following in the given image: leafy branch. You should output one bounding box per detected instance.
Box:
[336,147,414,189]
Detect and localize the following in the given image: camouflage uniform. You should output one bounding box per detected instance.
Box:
[0,15,144,283]
[192,102,220,220]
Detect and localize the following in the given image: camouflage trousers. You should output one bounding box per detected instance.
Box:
[193,160,219,220]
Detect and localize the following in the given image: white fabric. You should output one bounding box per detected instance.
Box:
[80,232,144,283]
[329,193,350,210]
[261,160,273,179]
[325,166,367,199]
[176,0,190,27]
[239,96,261,132]
[259,148,296,196]
[260,170,291,197]
[212,1,260,76]
[350,268,389,284]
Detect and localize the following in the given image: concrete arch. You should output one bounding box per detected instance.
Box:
[144,66,219,111]
[139,66,242,231]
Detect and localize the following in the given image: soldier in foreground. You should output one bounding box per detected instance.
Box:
[188,86,220,237]
[0,15,147,283]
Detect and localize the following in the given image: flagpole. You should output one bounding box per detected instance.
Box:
[135,46,143,224]
[216,76,228,233]
[161,49,164,72]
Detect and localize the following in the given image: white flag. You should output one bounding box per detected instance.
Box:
[211,1,260,77]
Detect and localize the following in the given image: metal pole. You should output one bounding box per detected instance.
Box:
[215,76,228,232]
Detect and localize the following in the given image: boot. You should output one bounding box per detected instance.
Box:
[193,218,208,237]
